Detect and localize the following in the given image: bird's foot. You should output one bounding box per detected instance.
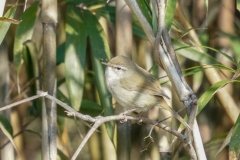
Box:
[137,118,143,125]
[120,117,128,123]
[136,111,144,125]
[119,111,128,123]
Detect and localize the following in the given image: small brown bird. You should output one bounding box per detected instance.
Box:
[102,55,190,129]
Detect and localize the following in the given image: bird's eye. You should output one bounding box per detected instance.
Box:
[116,67,121,70]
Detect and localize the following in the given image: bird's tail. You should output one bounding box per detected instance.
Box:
[157,97,191,130]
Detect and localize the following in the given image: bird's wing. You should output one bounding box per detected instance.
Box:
[120,66,169,99]
[120,66,190,130]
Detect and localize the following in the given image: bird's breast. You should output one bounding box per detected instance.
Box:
[108,85,159,112]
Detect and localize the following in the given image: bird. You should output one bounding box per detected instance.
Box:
[102,55,190,129]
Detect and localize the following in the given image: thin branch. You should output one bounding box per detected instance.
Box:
[0,94,43,112]
[44,92,95,122]
[141,122,158,152]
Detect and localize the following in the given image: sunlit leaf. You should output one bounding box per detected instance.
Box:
[93,5,115,22]
[13,1,39,75]
[165,0,177,30]
[0,2,17,45]
[82,10,114,141]
[65,6,87,110]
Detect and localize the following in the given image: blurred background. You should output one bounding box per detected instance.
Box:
[0,0,240,159]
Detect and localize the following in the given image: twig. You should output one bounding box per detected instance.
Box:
[141,122,158,152]
[42,91,96,122]
[0,94,43,112]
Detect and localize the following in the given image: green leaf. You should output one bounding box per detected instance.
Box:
[0,2,17,45]
[0,115,13,136]
[13,1,39,74]
[65,5,87,110]
[183,64,235,77]
[198,80,240,114]
[92,6,115,22]
[198,80,229,114]
[183,66,204,77]
[137,0,152,26]
[65,0,106,6]
[23,43,34,82]
[229,114,240,159]
[0,115,18,152]
[132,23,147,39]
[82,10,114,140]
[201,46,237,66]
[165,0,177,30]
[80,100,103,117]
[174,41,222,65]
[22,42,41,116]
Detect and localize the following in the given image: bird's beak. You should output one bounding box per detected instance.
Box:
[101,62,110,66]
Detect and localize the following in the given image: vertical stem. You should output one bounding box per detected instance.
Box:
[41,0,57,159]
[42,23,57,160]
